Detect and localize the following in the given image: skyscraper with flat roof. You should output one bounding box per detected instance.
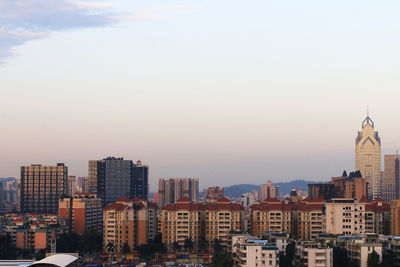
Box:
[91,157,149,207]
[355,114,381,200]
[20,163,67,214]
[382,154,400,203]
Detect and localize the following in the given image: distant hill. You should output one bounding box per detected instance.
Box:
[223,179,322,198]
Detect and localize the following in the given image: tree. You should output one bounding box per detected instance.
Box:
[80,228,102,254]
[212,239,223,252]
[122,242,130,254]
[172,241,181,253]
[279,242,295,267]
[0,234,16,259]
[184,238,194,254]
[198,236,207,253]
[367,250,380,267]
[333,246,349,267]
[105,241,116,254]
[348,258,360,267]
[35,249,46,260]
[56,231,80,253]
[136,244,154,261]
[380,249,396,267]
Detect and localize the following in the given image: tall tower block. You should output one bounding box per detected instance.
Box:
[355,114,381,200]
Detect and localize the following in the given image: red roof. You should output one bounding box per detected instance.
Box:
[216,197,231,203]
[116,197,131,203]
[103,202,128,211]
[176,197,191,203]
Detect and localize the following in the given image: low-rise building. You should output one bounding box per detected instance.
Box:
[234,239,279,267]
[295,241,333,267]
[346,238,382,267]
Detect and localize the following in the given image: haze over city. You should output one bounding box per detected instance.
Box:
[2,0,400,190]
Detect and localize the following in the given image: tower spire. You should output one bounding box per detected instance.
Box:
[367,105,369,117]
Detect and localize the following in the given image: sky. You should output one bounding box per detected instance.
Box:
[1,0,400,191]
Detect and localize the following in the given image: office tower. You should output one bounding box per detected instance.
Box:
[130,160,149,200]
[66,176,76,197]
[88,160,98,194]
[59,193,102,234]
[20,163,67,214]
[260,180,280,201]
[103,197,152,252]
[382,154,400,203]
[355,114,382,199]
[157,178,199,208]
[203,186,224,203]
[0,180,3,210]
[91,157,149,207]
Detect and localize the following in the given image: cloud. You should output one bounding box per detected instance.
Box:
[0,0,116,63]
[0,1,200,64]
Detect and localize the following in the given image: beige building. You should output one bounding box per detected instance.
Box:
[161,197,243,253]
[325,198,366,235]
[260,180,280,201]
[382,154,400,203]
[347,239,382,267]
[355,115,381,200]
[157,178,199,208]
[234,239,279,267]
[295,241,333,267]
[103,197,153,252]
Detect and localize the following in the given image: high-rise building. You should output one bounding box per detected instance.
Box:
[391,200,400,236]
[66,176,76,197]
[20,163,67,214]
[59,193,102,235]
[90,157,149,207]
[203,186,224,203]
[157,178,199,208]
[355,114,382,200]
[260,180,280,201]
[382,154,400,203]
[88,160,98,194]
[75,176,89,193]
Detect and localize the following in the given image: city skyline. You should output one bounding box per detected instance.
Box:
[2,1,400,190]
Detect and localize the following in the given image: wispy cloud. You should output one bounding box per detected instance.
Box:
[0,0,116,63]
[0,1,199,63]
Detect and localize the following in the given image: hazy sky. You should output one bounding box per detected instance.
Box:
[1,0,400,191]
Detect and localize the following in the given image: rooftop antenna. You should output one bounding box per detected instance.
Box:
[367,105,369,117]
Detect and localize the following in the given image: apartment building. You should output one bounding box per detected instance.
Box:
[295,241,333,267]
[260,180,280,201]
[325,198,367,235]
[203,186,224,203]
[296,198,324,240]
[161,197,243,252]
[234,239,279,267]
[251,198,292,238]
[103,197,151,252]
[158,178,199,208]
[161,197,202,252]
[59,193,102,234]
[346,239,382,267]
[204,197,242,251]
